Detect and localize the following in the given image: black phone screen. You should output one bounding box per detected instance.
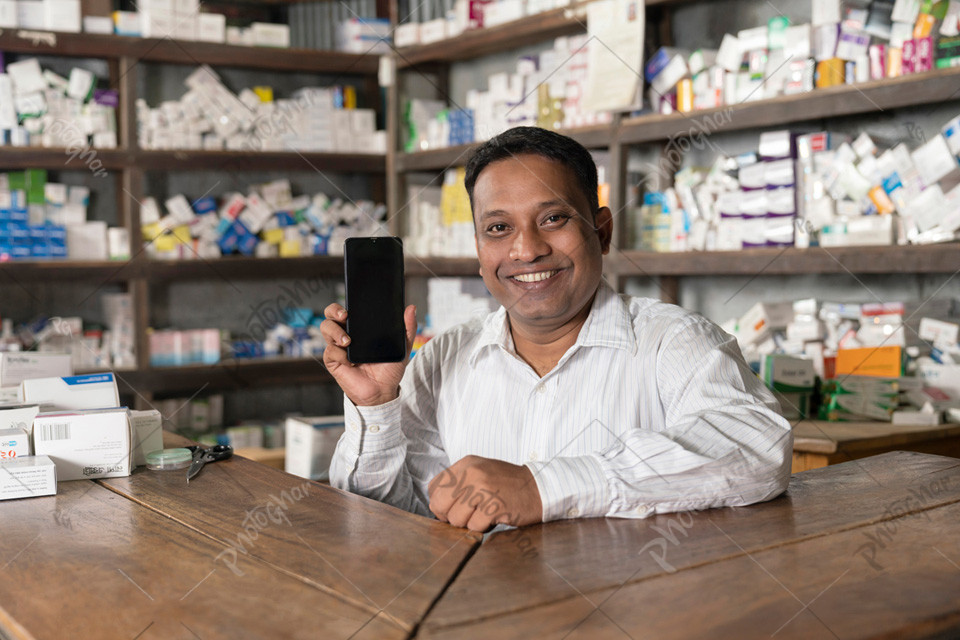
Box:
[343,236,406,363]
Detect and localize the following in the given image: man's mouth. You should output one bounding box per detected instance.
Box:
[511,269,560,283]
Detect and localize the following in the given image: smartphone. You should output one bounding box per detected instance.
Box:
[343,236,406,363]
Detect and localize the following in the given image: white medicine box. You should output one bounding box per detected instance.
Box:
[285,416,345,481]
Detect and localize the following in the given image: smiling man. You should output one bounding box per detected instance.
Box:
[325,126,792,532]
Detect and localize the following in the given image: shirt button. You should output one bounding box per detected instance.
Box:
[528,451,539,461]
[347,423,358,432]
[636,505,648,516]
[368,425,380,433]
[536,385,546,394]
[566,507,579,518]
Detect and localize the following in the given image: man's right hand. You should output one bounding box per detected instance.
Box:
[320,302,418,407]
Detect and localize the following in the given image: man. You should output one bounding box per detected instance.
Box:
[324,126,792,533]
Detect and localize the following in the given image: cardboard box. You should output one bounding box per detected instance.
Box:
[284,415,345,481]
[762,355,816,419]
[33,408,131,481]
[129,409,162,467]
[0,427,30,460]
[250,22,290,48]
[736,301,794,346]
[20,372,120,411]
[835,346,903,378]
[0,455,56,500]
[0,404,41,440]
[196,12,225,43]
[0,352,73,387]
[919,318,959,346]
[44,0,81,32]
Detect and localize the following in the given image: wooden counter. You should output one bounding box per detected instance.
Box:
[2,444,958,639]
[421,450,960,639]
[792,420,960,472]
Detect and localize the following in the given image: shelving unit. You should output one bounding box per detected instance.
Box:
[0,8,387,410]
[4,0,960,411]
[386,0,960,306]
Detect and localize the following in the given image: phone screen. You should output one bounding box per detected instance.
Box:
[343,237,406,363]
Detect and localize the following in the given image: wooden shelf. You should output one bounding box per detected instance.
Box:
[620,66,960,145]
[613,243,960,277]
[0,147,130,171]
[0,31,378,74]
[395,6,588,68]
[393,0,708,68]
[136,149,385,173]
[0,260,136,283]
[397,124,613,172]
[145,256,344,282]
[117,358,332,394]
[405,256,480,277]
[0,148,385,173]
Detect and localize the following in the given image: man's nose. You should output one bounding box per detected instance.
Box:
[509,226,550,262]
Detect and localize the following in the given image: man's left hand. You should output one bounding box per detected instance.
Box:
[428,456,543,532]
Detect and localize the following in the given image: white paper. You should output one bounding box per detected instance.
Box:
[584,0,644,113]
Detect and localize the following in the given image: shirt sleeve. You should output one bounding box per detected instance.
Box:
[527,317,793,522]
[329,341,450,517]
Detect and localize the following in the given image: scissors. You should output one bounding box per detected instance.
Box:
[186,444,233,483]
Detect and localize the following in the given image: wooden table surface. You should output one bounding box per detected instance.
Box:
[792,420,960,472]
[420,450,960,639]
[0,432,481,640]
[2,441,958,639]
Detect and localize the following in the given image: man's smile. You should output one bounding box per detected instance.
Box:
[510,269,561,283]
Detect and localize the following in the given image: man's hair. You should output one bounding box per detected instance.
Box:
[464,126,600,217]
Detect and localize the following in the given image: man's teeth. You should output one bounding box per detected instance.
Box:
[513,270,558,283]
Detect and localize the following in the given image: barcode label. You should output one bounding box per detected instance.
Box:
[39,423,71,441]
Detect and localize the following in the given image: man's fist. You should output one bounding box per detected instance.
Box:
[428,455,543,532]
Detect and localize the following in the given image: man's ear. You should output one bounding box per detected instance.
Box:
[596,207,613,255]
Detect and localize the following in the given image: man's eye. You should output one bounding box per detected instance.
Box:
[487,224,508,234]
[544,214,570,224]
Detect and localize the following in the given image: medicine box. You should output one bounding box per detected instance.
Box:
[0,455,57,500]
[285,415,345,481]
[33,408,132,481]
[0,427,30,460]
[0,405,40,435]
[0,352,72,387]
[129,409,163,467]
[19,372,120,411]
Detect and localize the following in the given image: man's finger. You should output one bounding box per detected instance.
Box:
[323,302,346,321]
[466,510,495,533]
[445,498,477,529]
[319,318,351,348]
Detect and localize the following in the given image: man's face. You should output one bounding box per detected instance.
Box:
[472,153,613,333]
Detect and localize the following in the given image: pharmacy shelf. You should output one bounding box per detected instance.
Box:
[146,255,481,281]
[136,149,386,173]
[0,31,379,75]
[145,256,344,282]
[0,147,130,171]
[612,243,960,277]
[397,124,613,172]
[393,0,706,68]
[118,358,333,395]
[0,260,135,283]
[619,66,960,145]
[405,256,480,277]
[395,6,588,68]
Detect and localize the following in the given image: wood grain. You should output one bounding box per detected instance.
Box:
[425,499,960,639]
[793,421,960,456]
[98,452,481,631]
[421,451,960,633]
[0,482,404,640]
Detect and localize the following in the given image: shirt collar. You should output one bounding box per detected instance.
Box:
[468,282,637,367]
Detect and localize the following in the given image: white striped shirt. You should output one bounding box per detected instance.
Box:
[330,284,793,522]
